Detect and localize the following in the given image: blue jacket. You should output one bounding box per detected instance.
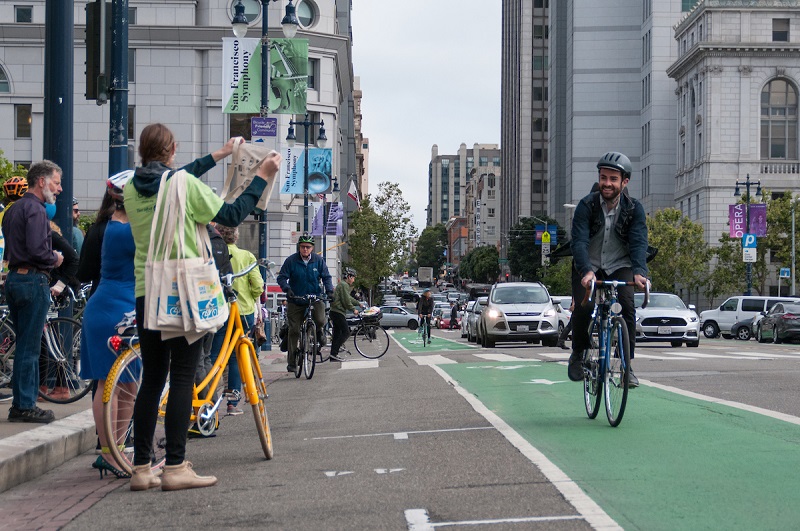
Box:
[277,251,333,302]
[571,190,649,278]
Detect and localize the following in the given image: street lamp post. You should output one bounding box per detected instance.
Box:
[231,0,296,279]
[792,200,798,296]
[733,173,762,296]
[286,113,327,232]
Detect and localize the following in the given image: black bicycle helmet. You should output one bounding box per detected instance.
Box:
[298,232,315,245]
[597,152,632,180]
[344,267,357,277]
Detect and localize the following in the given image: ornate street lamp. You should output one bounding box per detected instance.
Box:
[286,113,327,232]
[733,173,763,296]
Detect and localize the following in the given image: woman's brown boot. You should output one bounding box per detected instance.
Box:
[160,461,217,491]
[130,464,161,491]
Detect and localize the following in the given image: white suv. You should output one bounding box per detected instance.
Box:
[478,282,560,347]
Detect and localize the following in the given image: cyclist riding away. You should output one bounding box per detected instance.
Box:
[277,233,333,372]
[416,288,434,343]
[329,267,361,362]
[568,152,648,388]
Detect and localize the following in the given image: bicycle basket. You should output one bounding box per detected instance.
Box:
[361,307,383,323]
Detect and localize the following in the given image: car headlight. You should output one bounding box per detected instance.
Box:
[543,308,555,317]
[689,316,698,322]
[487,309,501,319]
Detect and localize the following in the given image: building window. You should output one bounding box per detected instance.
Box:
[128,49,136,83]
[533,25,548,39]
[687,197,692,219]
[0,68,9,93]
[479,156,488,166]
[760,78,798,159]
[486,226,495,236]
[308,58,319,89]
[15,5,32,23]
[454,159,460,178]
[466,156,474,173]
[487,189,496,199]
[441,158,450,178]
[297,0,318,28]
[492,156,500,167]
[14,160,31,170]
[15,104,31,138]
[681,0,696,12]
[773,19,789,42]
[128,105,135,140]
[533,55,547,71]
[128,7,136,24]
[487,208,495,218]
[487,174,496,188]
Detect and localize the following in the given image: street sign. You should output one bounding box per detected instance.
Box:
[535,225,558,246]
[742,234,757,263]
[542,242,551,265]
[780,267,791,278]
[743,248,757,263]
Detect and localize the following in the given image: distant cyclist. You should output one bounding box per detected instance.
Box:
[568,152,648,388]
[416,288,434,342]
[276,233,333,372]
[329,267,361,362]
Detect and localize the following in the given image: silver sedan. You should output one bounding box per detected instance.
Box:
[379,306,419,329]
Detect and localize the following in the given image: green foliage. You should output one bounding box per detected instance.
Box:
[541,257,572,296]
[416,224,447,269]
[646,208,710,295]
[460,246,499,283]
[507,216,564,281]
[706,233,746,305]
[370,182,417,271]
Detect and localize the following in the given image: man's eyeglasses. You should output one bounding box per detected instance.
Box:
[72,209,79,213]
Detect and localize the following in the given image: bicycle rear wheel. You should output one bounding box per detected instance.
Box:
[103,346,166,475]
[604,316,630,427]
[303,320,317,379]
[583,320,602,419]
[354,323,389,359]
[39,317,92,404]
[241,341,273,459]
[294,322,304,379]
[0,321,16,389]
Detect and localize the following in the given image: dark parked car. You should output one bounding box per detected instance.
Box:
[756,302,800,343]
[730,317,755,341]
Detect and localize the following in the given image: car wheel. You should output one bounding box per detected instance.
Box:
[703,322,719,339]
[757,326,766,343]
[774,327,782,344]
[408,320,418,330]
[670,340,683,348]
[687,341,700,348]
[484,333,495,348]
[736,326,751,341]
[557,322,565,337]
[542,335,558,348]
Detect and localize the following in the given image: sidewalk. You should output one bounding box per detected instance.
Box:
[0,348,287,495]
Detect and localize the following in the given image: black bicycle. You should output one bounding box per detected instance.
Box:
[290,294,323,380]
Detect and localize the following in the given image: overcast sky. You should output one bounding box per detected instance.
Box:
[350,1,502,234]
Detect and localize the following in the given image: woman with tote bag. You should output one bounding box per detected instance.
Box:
[124,123,280,491]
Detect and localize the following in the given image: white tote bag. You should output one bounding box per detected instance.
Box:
[179,223,229,333]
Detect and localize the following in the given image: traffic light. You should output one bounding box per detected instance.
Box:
[85,0,112,103]
[505,273,510,282]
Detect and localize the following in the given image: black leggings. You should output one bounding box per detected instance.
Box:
[132,297,204,466]
[330,311,350,355]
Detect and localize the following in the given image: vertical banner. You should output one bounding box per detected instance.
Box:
[326,201,343,236]
[306,148,332,194]
[222,38,308,115]
[222,38,261,114]
[729,204,746,238]
[310,201,324,236]
[280,146,303,195]
[269,38,308,115]
[749,204,767,237]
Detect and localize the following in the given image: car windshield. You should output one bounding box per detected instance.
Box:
[635,293,686,309]
[491,286,549,304]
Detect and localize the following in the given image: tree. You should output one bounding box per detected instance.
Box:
[371,182,417,271]
[646,208,710,297]
[706,234,746,305]
[461,246,499,283]
[416,224,447,270]
[507,216,564,281]
[541,256,572,296]
[346,197,395,300]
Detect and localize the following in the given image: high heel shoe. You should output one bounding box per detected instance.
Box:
[92,455,131,479]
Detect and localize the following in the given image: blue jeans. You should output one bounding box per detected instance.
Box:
[5,271,50,410]
[209,313,253,398]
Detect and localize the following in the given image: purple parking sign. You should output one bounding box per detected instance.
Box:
[251,117,277,138]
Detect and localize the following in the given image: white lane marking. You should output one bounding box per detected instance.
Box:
[473,353,526,362]
[304,426,494,441]
[524,379,567,385]
[466,364,539,370]
[404,508,585,530]
[644,380,800,426]
[375,468,405,474]
[657,351,760,360]
[324,471,354,477]
[726,351,795,359]
[428,364,620,530]
[394,432,409,440]
[410,354,457,365]
[537,353,570,360]
[635,353,697,360]
[391,334,415,354]
[339,360,380,369]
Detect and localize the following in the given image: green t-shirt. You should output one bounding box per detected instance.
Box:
[125,174,224,298]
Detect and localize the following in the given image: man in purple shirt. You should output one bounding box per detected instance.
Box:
[2,160,64,423]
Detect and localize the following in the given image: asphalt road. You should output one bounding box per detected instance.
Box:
[2,331,799,530]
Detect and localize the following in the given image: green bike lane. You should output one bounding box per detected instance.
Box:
[390,330,479,353]
[434,359,800,530]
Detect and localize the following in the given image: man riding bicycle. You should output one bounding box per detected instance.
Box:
[277,233,333,372]
[568,152,648,388]
[416,288,434,342]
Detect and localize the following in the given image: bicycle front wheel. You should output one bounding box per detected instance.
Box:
[295,323,304,379]
[583,320,602,419]
[0,321,17,389]
[240,341,273,459]
[39,317,92,404]
[354,323,389,359]
[604,316,631,427]
[103,345,166,475]
[303,320,317,379]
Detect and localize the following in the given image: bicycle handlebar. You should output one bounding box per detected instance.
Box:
[581,278,650,309]
[221,258,273,287]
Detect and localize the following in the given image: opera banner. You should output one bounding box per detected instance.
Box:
[222,37,308,115]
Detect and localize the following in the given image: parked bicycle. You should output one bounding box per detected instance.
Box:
[580,278,649,427]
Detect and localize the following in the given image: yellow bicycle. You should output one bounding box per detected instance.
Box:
[102,261,274,475]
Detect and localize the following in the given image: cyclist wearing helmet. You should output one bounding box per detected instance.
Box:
[72,197,84,255]
[276,233,334,372]
[416,288,434,342]
[568,151,648,387]
[329,267,361,361]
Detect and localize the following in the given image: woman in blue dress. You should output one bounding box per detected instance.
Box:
[80,170,137,478]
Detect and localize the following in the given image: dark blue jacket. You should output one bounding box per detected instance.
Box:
[276,251,333,303]
[571,190,648,278]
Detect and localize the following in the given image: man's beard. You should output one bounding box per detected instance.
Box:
[43,181,56,204]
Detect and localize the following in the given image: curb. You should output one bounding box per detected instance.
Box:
[0,409,96,494]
